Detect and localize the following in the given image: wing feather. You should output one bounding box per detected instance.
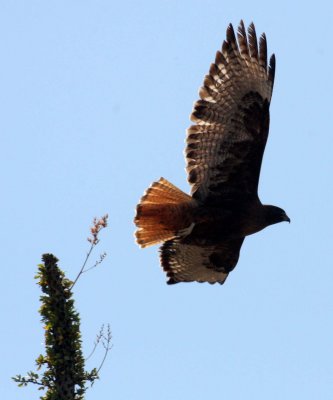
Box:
[248,22,259,60]
[186,21,275,203]
[237,20,250,60]
[259,33,267,69]
[160,238,244,284]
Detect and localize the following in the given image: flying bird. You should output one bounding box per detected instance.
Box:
[134,21,289,285]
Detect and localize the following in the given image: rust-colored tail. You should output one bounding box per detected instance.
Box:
[134,178,195,248]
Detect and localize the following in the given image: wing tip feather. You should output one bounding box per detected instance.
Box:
[226,23,238,52]
[247,21,258,60]
[259,32,267,69]
[268,53,276,84]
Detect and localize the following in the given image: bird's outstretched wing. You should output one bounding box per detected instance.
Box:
[160,238,245,284]
[186,21,275,204]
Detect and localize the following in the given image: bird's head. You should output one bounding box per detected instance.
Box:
[264,205,290,226]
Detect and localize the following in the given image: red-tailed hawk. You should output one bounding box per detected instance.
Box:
[134,21,290,285]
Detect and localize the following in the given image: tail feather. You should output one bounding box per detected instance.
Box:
[134,178,194,248]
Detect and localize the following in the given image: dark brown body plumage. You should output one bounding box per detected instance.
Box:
[135,21,289,285]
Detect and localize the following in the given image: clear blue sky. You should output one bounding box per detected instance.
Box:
[2,1,333,399]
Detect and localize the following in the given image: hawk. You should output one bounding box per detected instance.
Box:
[134,21,290,285]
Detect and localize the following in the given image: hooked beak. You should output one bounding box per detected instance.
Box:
[283,213,291,223]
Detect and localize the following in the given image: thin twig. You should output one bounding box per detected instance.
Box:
[85,325,105,362]
[71,243,95,289]
[13,378,46,387]
[71,214,108,289]
[97,324,112,374]
[82,252,107,275]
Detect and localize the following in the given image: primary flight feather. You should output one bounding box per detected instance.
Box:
[134,21,289,285]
